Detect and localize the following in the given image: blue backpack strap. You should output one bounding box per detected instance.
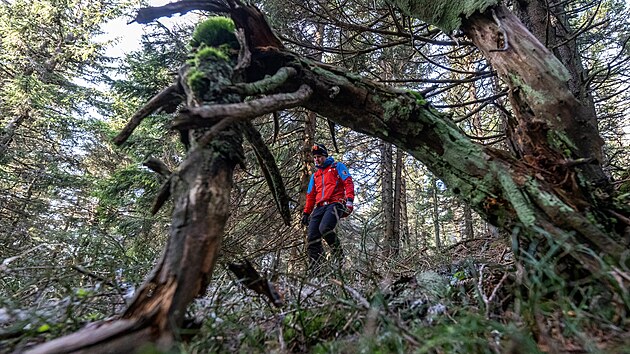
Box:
[335,162,351,181]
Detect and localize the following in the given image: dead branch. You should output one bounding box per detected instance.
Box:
[172,84,313,131]
[133,0,229,24]
[151,177,172,215]
[143,157,172,178]
[113,84,183,146]
[195,84,313,146]
[243,122,292,226]
[227,260,284,307]
[330,278,370,309]
[232,67,297,95]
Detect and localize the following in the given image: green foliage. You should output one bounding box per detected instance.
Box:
[113,22,191,100]
[1,0,629,351]
[414,314,539,353]
[190,17,239,49]
[93,164,159,211]
[282,306,353,347]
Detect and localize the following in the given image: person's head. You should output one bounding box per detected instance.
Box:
[311,143,328,166]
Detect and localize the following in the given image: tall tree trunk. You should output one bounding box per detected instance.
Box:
[513,0,599,132]
[463,203,474,240]
[400,174,410,249]
[431,176,441,248]
[381,140,395,257]
[391,146,403,256]
[465,5,608,191]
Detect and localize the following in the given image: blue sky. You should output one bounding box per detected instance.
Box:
[102,0,193,59]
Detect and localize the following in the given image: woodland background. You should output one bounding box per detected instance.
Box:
[1,0,629,352]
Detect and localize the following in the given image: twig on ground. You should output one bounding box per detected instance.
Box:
[330,278,370,309]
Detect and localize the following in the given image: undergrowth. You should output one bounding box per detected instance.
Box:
[175,237,629,353]
[4,237,629,353]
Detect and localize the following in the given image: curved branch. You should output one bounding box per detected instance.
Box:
[195,84,312,146]
[243,122,292,226]
[171,83,312,135]
[143,157,172,178]
[132,0,230,24]
[113,84,183,146]
[232,67,297,95]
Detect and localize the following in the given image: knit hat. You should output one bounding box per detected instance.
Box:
[311,143,328,156]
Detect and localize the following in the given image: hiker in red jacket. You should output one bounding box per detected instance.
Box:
[301,143,355,274]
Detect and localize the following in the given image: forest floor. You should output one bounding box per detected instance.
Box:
[177,237,630,353]
[5,237,629,353]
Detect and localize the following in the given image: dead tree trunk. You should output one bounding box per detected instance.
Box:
[513,0,599,134]
[462,203,474,240]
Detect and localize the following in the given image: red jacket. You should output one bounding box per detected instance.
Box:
[304,157,354,214]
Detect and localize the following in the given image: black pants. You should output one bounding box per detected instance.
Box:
[307,203,343,273]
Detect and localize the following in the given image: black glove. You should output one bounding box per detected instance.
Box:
[301,213,310,226]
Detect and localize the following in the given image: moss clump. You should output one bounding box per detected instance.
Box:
[187,69,209,97]
[190,16,239,49]
[407,89,427,105]
[195,46,229,64]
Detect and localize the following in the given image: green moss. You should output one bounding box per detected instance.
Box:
[186,69,208,97]
[497,171,536,227]
[195,46,229,64]
[190,16,239,49]
[547,130,577,157]
[407,89,427,105]
[389,0,498,32]
[508,73,548,107]
[381,97,414,123]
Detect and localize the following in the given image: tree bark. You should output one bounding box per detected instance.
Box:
[463,203,474,240]
[431,176,441,248]
[513,0,599,130]
[27,141,241,354]
[392,147,404,254]
[462,5,608,191]
[381,141,395,257]
[400,172,410,248]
